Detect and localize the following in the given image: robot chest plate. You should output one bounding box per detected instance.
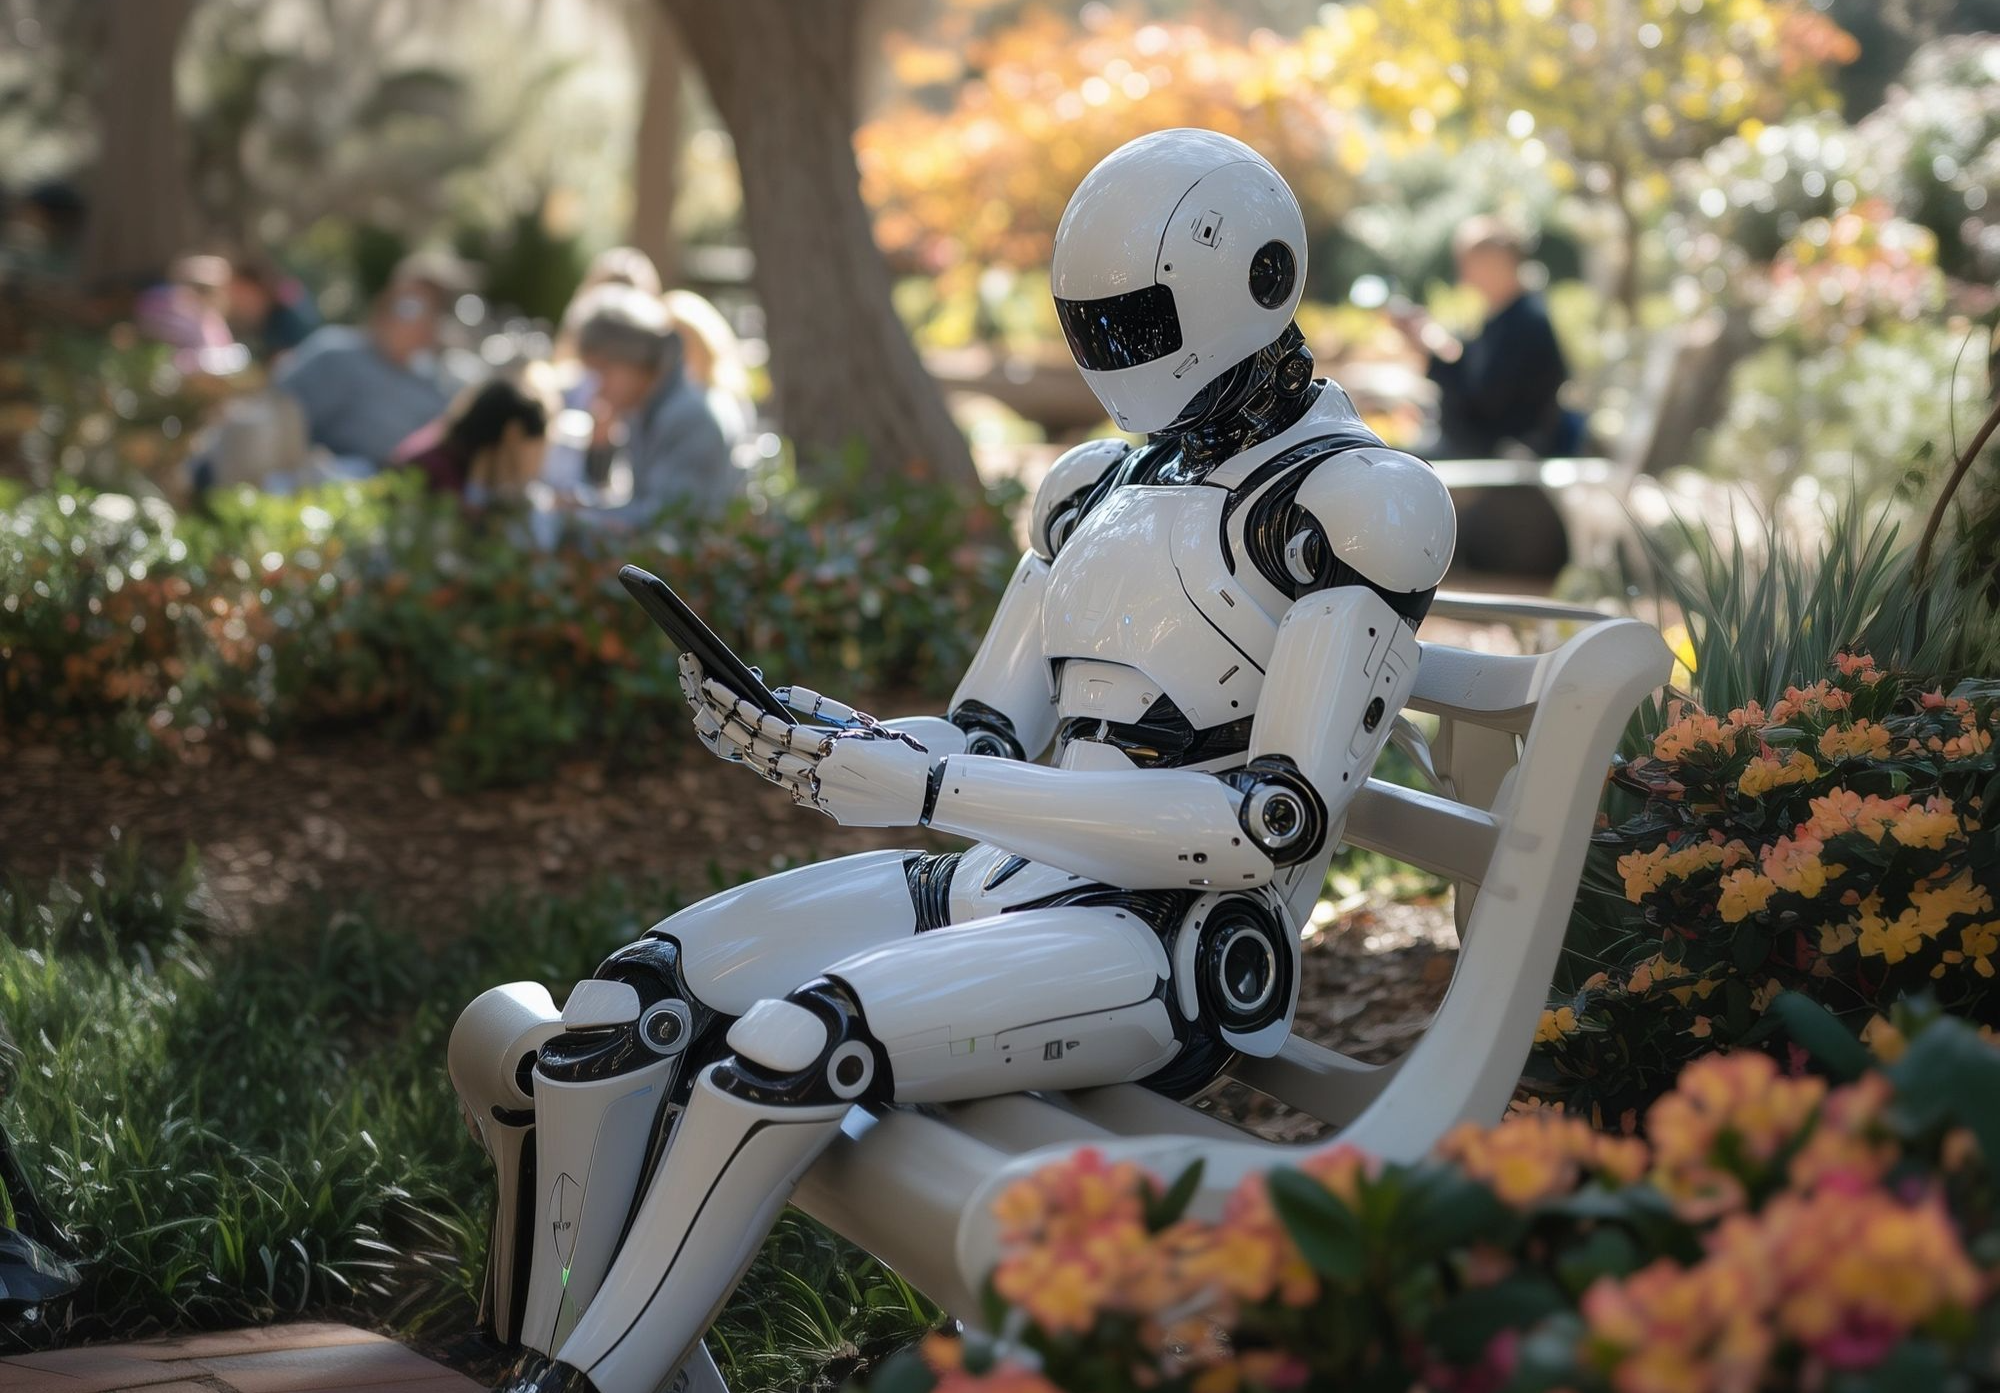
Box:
[1042,485,1285,730]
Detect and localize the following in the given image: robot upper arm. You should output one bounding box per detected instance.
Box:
[1244,445,1455,617]
[1030,437,1132,560]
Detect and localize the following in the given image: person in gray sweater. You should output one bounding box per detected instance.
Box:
[569,283,740,524]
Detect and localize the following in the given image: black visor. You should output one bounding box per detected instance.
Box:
[1055,283,1184,372]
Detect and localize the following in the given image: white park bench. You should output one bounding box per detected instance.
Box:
[788,602,1670,1319]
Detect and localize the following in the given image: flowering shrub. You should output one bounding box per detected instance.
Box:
[874,1015,2000,1393]
[0,466,1020,785]
[1537,653,1999,1119]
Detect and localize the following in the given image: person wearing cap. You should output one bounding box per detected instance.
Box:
[273,250,476,471]
[1393,216,1572,460]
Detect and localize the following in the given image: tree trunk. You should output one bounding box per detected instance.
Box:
[656,0,979,490]
[81,0,197,290]
[628,1,684,286]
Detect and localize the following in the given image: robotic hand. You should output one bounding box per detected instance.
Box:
[676,652,937,826]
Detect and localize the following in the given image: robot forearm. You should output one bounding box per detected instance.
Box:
[923,756,1279,889]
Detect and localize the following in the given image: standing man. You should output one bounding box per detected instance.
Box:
[1397,216,1571,460]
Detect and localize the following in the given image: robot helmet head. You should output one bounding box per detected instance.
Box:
[1052,129,1308,435]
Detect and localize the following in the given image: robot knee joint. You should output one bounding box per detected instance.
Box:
[537,937,717,1091]
[712,977,889,1107]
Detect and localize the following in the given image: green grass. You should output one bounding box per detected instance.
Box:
[0,842,937,1388]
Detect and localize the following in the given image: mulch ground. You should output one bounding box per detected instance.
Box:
[0,734,944,938]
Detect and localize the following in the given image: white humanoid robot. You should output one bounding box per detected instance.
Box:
[450,128,1455,1393]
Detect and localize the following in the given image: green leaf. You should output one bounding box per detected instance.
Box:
[1887,1016,2000,1182]
[1267,1166,1364,1282]
[1555,1226,1641,1293]
[1142,1158,1205,1234]
[1770,991,1871,1082]
[866,1347,939,1393]
[1825,1337,1949,1393]
[1398,1165,1515,1261]
[1424,1277,1569,1362]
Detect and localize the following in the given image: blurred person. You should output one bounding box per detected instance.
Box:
[273,249,477,472]
[664,287,756,448]
[569,282,738,523]
[134,254,249,376]
[577,244,664,299]
[394,377,550,506]
[1394,216,1571,459]
[542,246,668,496]
[226,252,320,359]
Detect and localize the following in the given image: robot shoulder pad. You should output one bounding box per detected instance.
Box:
[1293,446,1456,594]
[1030,437,1131,559]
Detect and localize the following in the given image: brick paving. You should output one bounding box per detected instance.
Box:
[0,1324,479,1393]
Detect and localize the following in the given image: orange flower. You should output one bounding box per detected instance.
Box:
[1646,1053,1825,1218]
[1439,1111,1647,1208]
[1817,721,1892,763]
[1804,789,1908,843]
[1717,869,1776,923]
[1736,749,1819,797]
[1889,795,1961,850]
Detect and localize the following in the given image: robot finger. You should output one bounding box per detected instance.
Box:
[774,686,868,729]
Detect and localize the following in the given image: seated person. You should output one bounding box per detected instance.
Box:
[1396,216,1570,459]
[567,283,739,524]
[394,378,549,507]
[226,251,321,361]
[134,254,249,376]
[542,246,667,497]
[273,250,475,473]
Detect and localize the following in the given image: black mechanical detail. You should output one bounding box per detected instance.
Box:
[1190,895,1294,1036]
[498,1353,592,1393]
[1247,240,1296,310]
[1237,457,1436,626]
[1057,690,1255,770]
[948,699,1027,761]
[1363,696,1386,733]
[1223,756,1329,866]
[711,978,892,1108]
[1157,323,1321,471]
[903,852,962,932]
[539,937,724,1101]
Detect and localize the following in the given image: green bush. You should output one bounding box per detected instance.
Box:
[0,845,936,1386]
[0,465,1022,786]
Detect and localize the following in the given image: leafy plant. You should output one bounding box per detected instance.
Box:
[0,849,935,1387]
[0,463,1022,786]
[879,1013,2000,1393]
[1540,654,1998,1119]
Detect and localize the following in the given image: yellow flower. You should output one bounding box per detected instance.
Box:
[1942,728,1993,761]
[1535,1005,1578,1044]
[1857,909,1927,964]
[1890,795,1961,850]
[1860,1016,1908,1065]
[1717,869,1776,923]
[1760,832,1832,898]
[1944,920,2000,978]
[1737,749,1820,797]
[1618,845,1671,902]
[1805,789,1908,843]
[1909,870,1994,937]
[1817,721,1892,762]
